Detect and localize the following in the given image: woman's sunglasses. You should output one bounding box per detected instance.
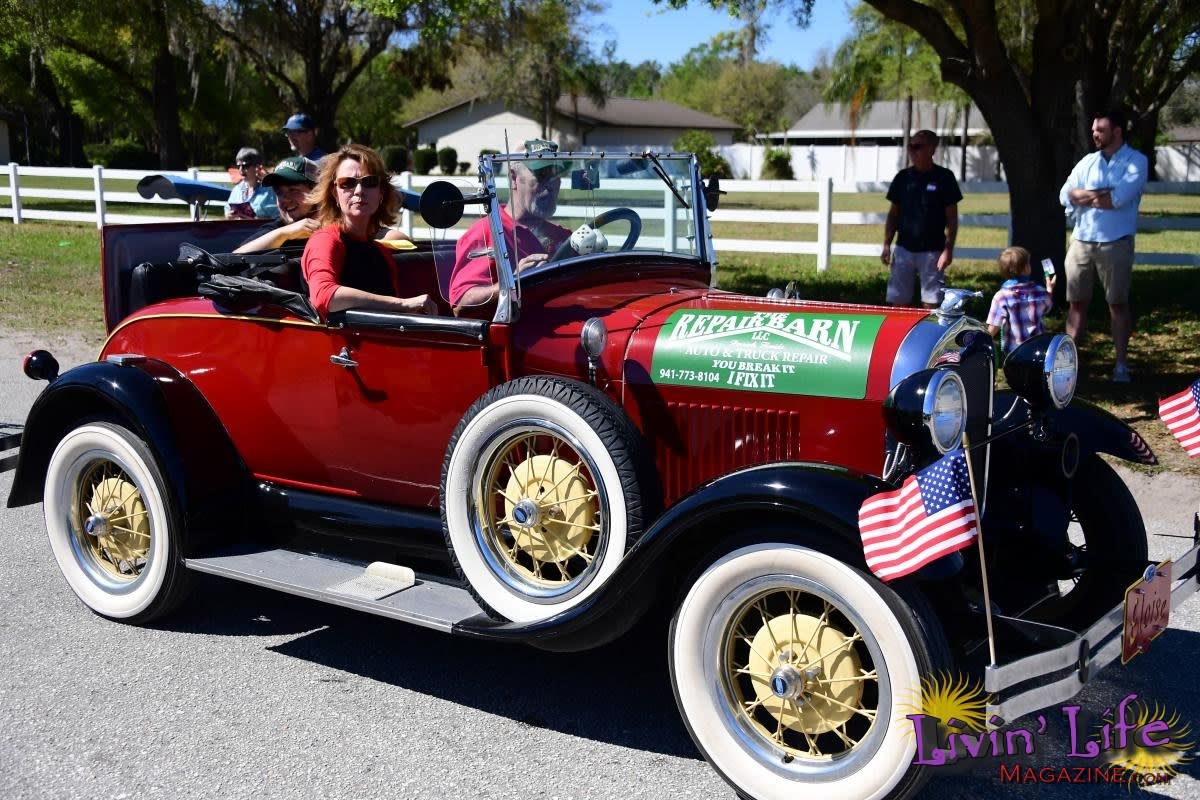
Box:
[335,175,382,191]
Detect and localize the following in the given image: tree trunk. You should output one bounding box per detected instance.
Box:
[149,1,183,169]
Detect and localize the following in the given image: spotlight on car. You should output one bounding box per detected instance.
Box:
[883,368,967,454]
[581,317,607,385]
[1004,333,1078,410]
[581,317,607,360]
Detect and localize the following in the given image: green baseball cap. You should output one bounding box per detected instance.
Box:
[263,156,319,187]
[521,139,573,181]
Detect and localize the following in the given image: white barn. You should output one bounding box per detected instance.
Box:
[407,96,738,163]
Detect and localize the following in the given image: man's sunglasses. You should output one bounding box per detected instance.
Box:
[236,162,259,169]
[335,175,382,191]
[907,142,927,151]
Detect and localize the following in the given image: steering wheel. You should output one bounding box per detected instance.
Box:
[549,207,642,262]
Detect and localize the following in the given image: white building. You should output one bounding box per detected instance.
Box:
[406,96,738,163]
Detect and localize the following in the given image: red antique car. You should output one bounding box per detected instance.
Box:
[7,149,1199,800]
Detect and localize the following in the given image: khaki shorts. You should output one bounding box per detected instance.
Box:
[1065,237,1134,304]
[887,246,944,305]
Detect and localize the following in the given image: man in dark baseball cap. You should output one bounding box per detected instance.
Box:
[235,156,321,253]
[281,113,327,161]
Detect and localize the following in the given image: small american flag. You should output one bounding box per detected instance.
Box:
[859,449,979,581]
[1159,379,1200,458]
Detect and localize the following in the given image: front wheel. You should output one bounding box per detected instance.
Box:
[670,543,944,800]
[43,422,190,623]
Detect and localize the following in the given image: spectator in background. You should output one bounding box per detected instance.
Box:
[880,129,962,307]
[986,246,1055,353]
[301,143,435,319]
[282,113,327,162]
[235,156,320,253]
[224,147,278,220]
[1058,109,1147,384]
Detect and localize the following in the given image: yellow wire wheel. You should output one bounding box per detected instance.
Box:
[76,470,152,581]
[486,432,603,588]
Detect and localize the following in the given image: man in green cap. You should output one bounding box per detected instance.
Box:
[448,148,573,314]
[235,156,320,253]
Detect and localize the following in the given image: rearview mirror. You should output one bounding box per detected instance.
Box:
[419,181,467,229]
[704,175,726,211]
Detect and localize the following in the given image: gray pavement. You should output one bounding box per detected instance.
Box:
[1,339,1197,799]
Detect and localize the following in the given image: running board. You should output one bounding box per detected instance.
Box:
[184,548,486,633]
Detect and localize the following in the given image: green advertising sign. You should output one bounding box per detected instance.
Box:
[650,310,886,399]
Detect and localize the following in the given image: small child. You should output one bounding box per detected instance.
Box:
[986,246,1055,352]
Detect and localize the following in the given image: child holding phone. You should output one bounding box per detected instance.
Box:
[986,246,1056,352]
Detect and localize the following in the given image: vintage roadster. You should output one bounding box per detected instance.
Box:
[7,149,1199,800]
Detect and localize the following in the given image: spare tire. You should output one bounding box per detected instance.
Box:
[441,376,656,622]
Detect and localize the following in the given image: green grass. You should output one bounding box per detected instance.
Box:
[0,223,103,336]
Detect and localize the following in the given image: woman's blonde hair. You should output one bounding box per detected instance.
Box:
[997,246,1031,280]
[309,143,398,231]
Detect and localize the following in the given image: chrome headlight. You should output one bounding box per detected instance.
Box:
[1004,333,1077,410]
[884,368,968,455]
[1045,335,1078,409]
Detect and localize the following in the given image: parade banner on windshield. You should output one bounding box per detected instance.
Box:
[650,310,885,399]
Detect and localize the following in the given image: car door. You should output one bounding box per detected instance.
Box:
[323,311,497,508]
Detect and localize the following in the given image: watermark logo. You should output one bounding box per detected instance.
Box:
[900,672,1193,788]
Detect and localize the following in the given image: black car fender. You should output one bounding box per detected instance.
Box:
[992,391,1157,467]
[456,461,890,651]
[8,357,251,553]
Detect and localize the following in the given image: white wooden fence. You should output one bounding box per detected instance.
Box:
[4,164,1199,268]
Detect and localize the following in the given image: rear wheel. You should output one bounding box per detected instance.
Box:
[43,422,190,623]
[670,543,945,800]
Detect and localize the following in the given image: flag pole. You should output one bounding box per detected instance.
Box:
[962,433,997,666]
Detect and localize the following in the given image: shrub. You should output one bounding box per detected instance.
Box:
[672,129,732,179]
[457,161,471,175]
[379,145,411,173]
[412,147,438,174]
[437,146,458,175]
[84,138,156,169]
[761,147,795,180]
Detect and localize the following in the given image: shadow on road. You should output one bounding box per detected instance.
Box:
[161,574,701,759]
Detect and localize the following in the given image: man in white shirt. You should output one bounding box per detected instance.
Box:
[1059,109,1148,383]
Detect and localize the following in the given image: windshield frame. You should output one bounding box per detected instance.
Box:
[477,151,715,324]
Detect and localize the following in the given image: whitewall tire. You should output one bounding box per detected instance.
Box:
[670,543,941,800]
[442,377,652,623]
[43,422,189,622]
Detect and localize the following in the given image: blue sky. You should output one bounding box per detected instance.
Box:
[591,0,853,70]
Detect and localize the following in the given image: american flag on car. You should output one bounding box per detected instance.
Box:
[1159,378,1200,458]
[858,449,979,581]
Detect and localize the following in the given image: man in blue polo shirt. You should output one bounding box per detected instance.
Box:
[1059,109,1147,383]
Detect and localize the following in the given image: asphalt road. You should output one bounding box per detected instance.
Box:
[2,341,1198,800]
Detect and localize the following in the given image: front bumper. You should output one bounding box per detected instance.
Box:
[984,512,1200,723]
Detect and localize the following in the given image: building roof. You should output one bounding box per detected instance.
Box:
[406,95,737,131]
[762,100,988,140]
[1165,126,1200,143]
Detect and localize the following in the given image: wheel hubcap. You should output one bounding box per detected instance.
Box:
[724,588,878,759]
[76,467,150,581]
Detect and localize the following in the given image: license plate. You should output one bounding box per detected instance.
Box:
[1122,561,1172,664]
